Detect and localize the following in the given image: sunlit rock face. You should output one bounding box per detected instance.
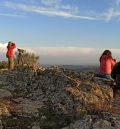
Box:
[0,66,119,129]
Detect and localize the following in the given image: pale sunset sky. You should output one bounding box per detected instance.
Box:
[0,0,120,65]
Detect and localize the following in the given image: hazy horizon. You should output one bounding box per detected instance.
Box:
[0,43,120,65]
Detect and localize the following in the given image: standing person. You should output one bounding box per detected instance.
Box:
[6,41,16,70]
[96,50,116,79]
[17,48,25,66]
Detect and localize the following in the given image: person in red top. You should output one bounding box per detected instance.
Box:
[96,50,116,79]
[6,41,16,69]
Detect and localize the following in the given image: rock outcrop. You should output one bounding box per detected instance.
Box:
[0,66,119,129]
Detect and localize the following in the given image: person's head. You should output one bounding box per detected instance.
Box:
[100,50,112,62]
[17,48,25,53]
[8,41,15,45]
[102,50,112,57]
[8,41,12,45]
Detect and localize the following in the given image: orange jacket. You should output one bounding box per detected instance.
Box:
[99,55,116,74]
[6,43,16,58]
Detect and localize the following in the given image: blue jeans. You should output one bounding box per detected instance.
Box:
[96,74,112,79]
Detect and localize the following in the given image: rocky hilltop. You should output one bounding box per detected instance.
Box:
[0,66,120,129]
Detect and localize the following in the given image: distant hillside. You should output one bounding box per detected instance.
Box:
[59,65,99,73]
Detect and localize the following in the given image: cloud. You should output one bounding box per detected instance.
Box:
[2,1,97,20]
[0,43,7,48]
[0,43,7,59]
[0,13,23,17]
[41,0,61,6]
[104,8,120,22]
[1,0,120,21]
[103,0,120,21]
[23,47,98,65]
[116,0,120,6]
[31,47,94,56]
[41,0,79,13]
[0,46,120,65]
[22,47,120,65]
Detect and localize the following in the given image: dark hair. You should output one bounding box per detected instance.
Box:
[8,41,12,45]
[99,50,112,62]
[8,41,15,45]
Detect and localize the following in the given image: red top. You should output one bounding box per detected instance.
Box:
[99,55,116,74]
[6,43,16,58]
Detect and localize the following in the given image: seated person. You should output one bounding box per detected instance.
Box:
[96,50,116,79]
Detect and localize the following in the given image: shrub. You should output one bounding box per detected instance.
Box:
[0,61,8,69]
[15,50,39,66]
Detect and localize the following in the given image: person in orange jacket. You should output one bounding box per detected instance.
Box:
[6,41,16,69]
[96,50,116,79]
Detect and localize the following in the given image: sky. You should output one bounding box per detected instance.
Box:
[0,0,120,65]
